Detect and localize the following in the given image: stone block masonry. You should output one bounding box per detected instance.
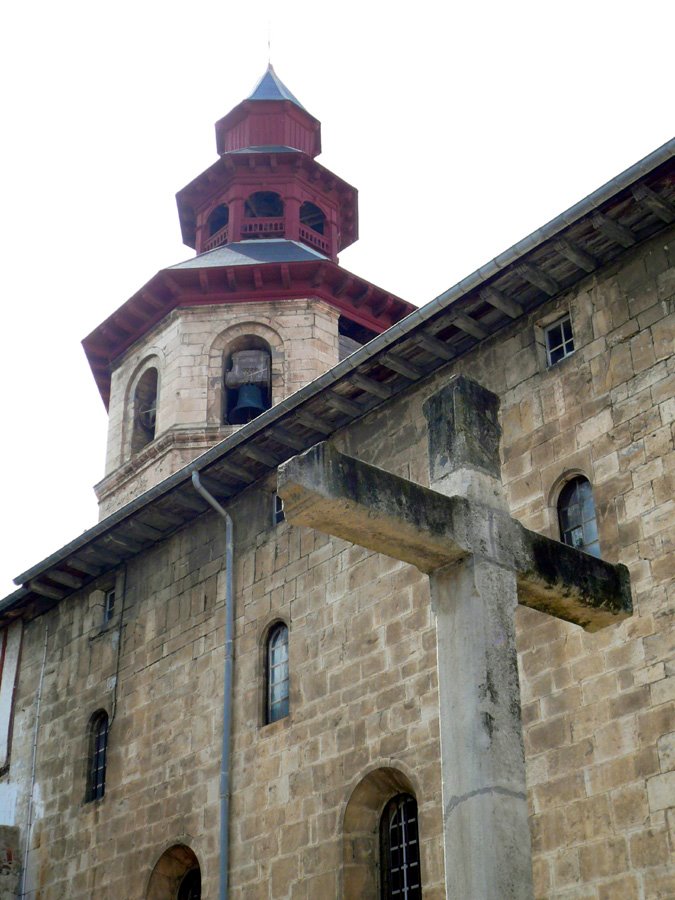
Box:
[3,225,673,897]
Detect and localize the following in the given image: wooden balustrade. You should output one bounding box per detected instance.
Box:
[299,226,329,253]
[241,218,285,236]
[203,225,229,251]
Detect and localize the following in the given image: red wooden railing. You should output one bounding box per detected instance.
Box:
[299,225,330,254]
[240,218,285,237]
[203,225,229,251]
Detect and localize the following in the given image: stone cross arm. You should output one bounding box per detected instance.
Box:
[277,441,632,632]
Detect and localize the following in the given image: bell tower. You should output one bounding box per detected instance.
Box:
[83,68,415,518]
[177,65,356,263]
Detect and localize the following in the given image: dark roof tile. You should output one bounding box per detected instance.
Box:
[247,65,306,110]
[170,240,327,270]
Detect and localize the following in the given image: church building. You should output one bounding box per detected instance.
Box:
[0,68,673,899]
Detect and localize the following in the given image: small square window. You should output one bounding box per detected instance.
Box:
[545,315,575,366]
[273,493,285,525]
[103,589,116,624]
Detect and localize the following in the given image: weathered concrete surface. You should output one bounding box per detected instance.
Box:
[432,559,533,900]
[424,374,503,479]
[277,442,632,631]
[425,376,532,899]
[278,441,467,572]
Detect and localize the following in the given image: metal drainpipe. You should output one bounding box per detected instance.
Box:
[191,470,234,900]
[109,564,127,727]
[19,622,49,899]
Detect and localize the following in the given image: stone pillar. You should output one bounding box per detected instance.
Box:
[424,376,534,900]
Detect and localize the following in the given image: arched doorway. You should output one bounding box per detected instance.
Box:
[146,845,201,900]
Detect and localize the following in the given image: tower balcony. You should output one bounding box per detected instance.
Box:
[299,224,330,255]
[240,217,285,239]
[203,224,229,252]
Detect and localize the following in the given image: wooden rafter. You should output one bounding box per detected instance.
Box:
[632,184,675,224]
[479,286,522,318]
[516,263,559,296]
[591,212,636,248]
[553,238,597,273]
[349,373,395,400]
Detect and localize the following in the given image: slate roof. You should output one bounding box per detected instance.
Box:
[169,240,327,270]
[247,65,306,110]
[226,145,297,155]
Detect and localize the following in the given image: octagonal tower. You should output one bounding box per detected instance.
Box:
[84,68,415,518]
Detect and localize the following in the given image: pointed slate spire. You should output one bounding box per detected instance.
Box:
[247,64,306,110]
[215,64,321,158]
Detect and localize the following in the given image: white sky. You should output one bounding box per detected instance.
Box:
[1,0,672,596]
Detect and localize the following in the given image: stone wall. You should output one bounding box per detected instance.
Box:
[335,224,675,898]
[0,826,20,900]
[98,298,340,517]
[5,226,674,897]
[9,482,445,898]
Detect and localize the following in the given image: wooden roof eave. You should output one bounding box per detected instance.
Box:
[82,259,416,408]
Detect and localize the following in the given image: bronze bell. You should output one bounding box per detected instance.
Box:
[229,383,267,424]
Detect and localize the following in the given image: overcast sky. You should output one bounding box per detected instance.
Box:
[1,0,672,596]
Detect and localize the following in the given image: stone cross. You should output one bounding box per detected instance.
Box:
[277,374,631,900]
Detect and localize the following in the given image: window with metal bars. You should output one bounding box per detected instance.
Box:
[380,794,422,899]
[266,623,289,724]
[86,710,109,802]
[177,867,201,900]
[558,476,600,558]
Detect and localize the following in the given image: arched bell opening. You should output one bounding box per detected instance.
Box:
[131,367,158,453]
[146,844,201,900]
[300,200,326,235]
[242,191,285,240]
[224,336,272,425]
[207,204,230,236]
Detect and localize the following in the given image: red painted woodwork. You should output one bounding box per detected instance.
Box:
[176,70,357,262]
[216,100,321,158]
[83,68,416,409]
[83,256,416,409]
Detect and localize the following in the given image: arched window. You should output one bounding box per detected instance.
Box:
[300,201,326,234]
[558,476,600,558]
[131,367,158,453]
[243,191,285,240]
[224,337,272,425]
[266,623,289,724]
[86,710,109,802]
[380,794,422,900]
[146,845,201,900]
[207,203,229,236]
[244,191,284,218]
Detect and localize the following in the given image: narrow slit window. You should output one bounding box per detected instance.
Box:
[273,493,285,525]
[558,476,600,558]
[380,794,422,899]
[103,588,116,624]
[266,623,289,723]
[545,315,575,366]
[87,710,109,802]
